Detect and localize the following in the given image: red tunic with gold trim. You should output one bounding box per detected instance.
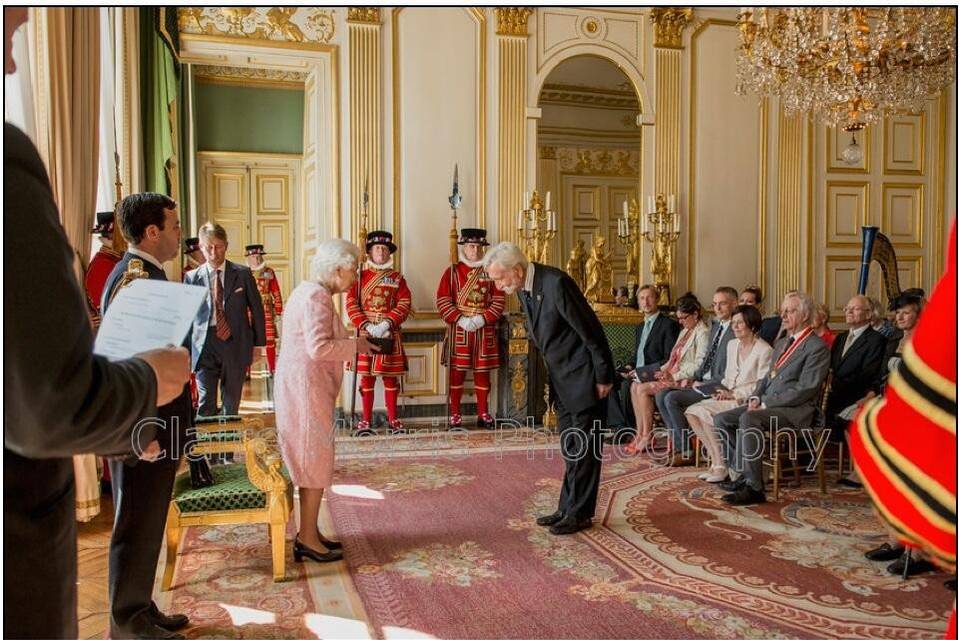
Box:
[345,267,411,376]
[252,265,283,347]
[436,262,505,371]
[850,222,956,582]
[84,246,123,315]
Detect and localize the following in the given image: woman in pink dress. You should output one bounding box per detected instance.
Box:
[275,238,377,563]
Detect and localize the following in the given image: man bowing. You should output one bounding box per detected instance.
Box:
[484,242,615,535]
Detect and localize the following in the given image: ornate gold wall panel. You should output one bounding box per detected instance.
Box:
[882,183,925,249]
[349,16,383,239]
[178,8,335,44]
[776,107,804,302]
[883,112,925,176]
[825,180,869,248]
[826,126,871,174]
[497,9,531,247]
[650,7,693,49]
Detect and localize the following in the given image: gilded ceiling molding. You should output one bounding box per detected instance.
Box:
[178,7,335,44]
[193,64,307,84]
[539,85,639,111]
[347,8,381,24]
[495,8,533,37]
[650,7,693,49]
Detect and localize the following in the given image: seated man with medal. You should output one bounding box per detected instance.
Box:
[711,291,831,505]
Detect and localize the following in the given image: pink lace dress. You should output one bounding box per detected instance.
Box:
[274,281,357,489]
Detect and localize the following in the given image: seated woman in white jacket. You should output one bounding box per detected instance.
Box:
[684,305,773,482]
[625,295,711,455]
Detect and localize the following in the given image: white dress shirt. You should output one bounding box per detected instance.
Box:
[126,246,163,271]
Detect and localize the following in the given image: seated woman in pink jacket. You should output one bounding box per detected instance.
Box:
[275,238,377,563]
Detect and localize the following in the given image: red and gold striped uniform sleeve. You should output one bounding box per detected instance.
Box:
[436,265,461,324]
[267,267,283,315]
[384,273,412,329]
[481,280,506,325]
[345,275,367,330]
[849,222,957,573]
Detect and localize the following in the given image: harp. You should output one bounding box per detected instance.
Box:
[857,226,901,300]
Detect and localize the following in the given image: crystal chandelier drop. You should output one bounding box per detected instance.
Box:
[736,7,957,130]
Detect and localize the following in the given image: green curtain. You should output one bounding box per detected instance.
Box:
[140,7,179,196]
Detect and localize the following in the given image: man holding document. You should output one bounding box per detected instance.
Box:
[4,10,190,636]
[100,193,199,639]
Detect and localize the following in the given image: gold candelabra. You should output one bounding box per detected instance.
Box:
[615,197,643,287]
[617,193,680,306]
[518,189,557,263]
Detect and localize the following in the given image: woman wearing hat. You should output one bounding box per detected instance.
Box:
[245,244,284,376]
[345,231,412,434]
[435,228,505,428]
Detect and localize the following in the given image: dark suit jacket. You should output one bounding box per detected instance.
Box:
[3,123,157,638]
[631,313,680,369]
[102,252,193,459]
[827,326,888,416]
[184,260,266,369]
[759,315,783,346]
[694,319,736,382]
[521,264,616,414]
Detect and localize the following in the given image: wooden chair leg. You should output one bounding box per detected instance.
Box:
[773,458,780,502]
[270,522,286,582]
[817,454,827,494]
[694,436,701,467]
[161,505,181,591]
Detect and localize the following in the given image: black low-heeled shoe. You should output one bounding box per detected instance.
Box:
[318,537,342,550]
[294,536,343,563]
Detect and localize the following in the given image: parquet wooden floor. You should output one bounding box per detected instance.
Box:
[75,360,273,639]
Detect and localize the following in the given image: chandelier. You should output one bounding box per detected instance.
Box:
[736,7,957,130]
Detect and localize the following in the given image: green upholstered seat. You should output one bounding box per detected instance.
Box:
[602,323,638,368]
[172,465,265,512]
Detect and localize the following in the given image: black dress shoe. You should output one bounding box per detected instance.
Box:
[718,478,746,492]
[887,556,936,576]
[864,543,904,562]
[318,537,342,550]
[293,536,343,563]
[113,617,185,640]
[837,477,863,488]
[549,516,592,535]
[188,458,214,489]
[722,486,766,505]
[148,602,189,631]
[535,510,564,527]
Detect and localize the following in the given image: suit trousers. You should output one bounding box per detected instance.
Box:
[605,377,634,432]
[655,387,706,454]
[4,451,78,639]
[714,405,798,493]
[108,456,179,636]
[196,330,246,416]
[556,399,604,521]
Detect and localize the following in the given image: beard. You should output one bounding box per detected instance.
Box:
[500,283,518,295]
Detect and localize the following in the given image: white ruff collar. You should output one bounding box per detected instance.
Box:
[250,262,266,272]
[459,249,484,269]
[366,258,394,271]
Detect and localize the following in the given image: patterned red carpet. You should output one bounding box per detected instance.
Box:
[162,443,953,638]
[330,450,952,639]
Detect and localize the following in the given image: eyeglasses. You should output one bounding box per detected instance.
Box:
[843,307,869,313]
[676,313,691,321]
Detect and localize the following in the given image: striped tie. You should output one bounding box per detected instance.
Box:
[214,270,232,340]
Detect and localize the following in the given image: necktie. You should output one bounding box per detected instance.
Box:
[701,324,724,373]
[214,270,232,340]
[636,318,653,367]
[842,331,856,357]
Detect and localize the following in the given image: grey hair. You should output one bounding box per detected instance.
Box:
[310,238,360,283]
[482,241,529,271]
[783,290,815,324]
[198,221,227,243]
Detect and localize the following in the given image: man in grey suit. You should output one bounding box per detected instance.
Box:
[714,291,831,505]
[184,223,266,416]
[485,242,615,536]
[655,286,738,466]
[4,10,190,637]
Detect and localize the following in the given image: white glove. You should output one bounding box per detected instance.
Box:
[456,316,472,331]
[367,321,391,338]
[469,315,485,331]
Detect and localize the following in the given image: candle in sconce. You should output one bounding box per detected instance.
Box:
[517,211,524,230]
[549,210,556,231]
[622,200,628,217]
[545,191,551,211]
[524,191,530,207]
[618,218,624,237]
[668,194,676,213]
[673,213,680,233]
